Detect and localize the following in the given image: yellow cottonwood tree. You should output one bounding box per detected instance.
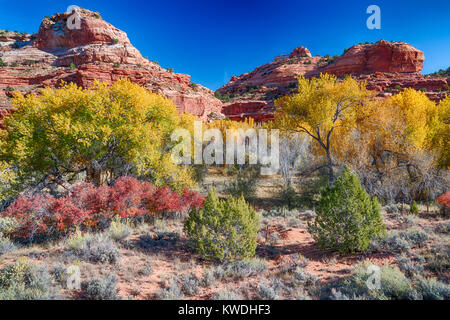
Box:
[337,89,444,168]
[274,74,373,185]
[332,89,448,203]
[434,95,450,169]
[0,79,194,191]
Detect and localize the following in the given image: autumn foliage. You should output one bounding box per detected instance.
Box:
[0,79,194,192]
[437,192,450,208]
[0,177,204,241]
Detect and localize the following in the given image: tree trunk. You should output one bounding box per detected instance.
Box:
[87,160,103,187]
[326,148,334,186]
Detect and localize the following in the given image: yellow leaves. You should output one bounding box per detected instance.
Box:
[206,118,255,136]
[387,88,437,150]
[0,78,194,190]
[0,161,17,200]
[333,88,448,172]
[433,95,450,168]
[273,73,448,175]
[177,112,198,136]
[274,73,373,153]
[275,74,372,137]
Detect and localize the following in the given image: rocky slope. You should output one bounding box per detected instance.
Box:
[217,40,450,121]
[0,9,222,127]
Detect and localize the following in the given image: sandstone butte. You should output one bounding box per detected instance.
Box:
[216,41,450,122]
[0,8,223,128]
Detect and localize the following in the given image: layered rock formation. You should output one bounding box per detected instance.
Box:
[323,40,424,75]
[2,11,448,126]
[217,40,449,122]
[0,8,222,127]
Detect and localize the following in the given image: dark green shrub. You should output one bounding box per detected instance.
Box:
[193,164,208,182]
[112,38,119,45]
[280,186,301,210]
[226,165,259,200]
[69,62,76,70]
[184,188,260,262]
[113,62,120,68]
[23,59,35,66]
[297,173,328,208]
[308,167,385,253]
[410,201,419,215]
[287,82,297,89]
[0,58,7,67]
[214,91,231,102]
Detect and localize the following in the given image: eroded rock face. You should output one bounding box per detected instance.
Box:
[222,100,274,122]
[217,47,321,97]
[323,40,424,75]
[36,11,130,50]
[218,40,448,122]
[289,46,312,58]
[0,8,222,125]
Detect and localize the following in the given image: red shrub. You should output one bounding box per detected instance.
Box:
[109,177,146,218]
[2,195,52,240]
[181,189,205,210]
[437,192,450,208]
[1,177,204,241]
[47,196,91,232]
[71,183,111,214]
[150,186,183,212]
[2,194,90,241]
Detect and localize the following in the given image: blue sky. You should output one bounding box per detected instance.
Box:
[0,0,449,90]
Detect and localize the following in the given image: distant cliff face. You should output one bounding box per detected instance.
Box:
[1,10,448,126]
[217,40,449,122]
[323,40,425,75]
[0,8,223,127]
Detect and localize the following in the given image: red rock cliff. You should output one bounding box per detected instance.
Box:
[217,40,448,122]
[323,40,424,75]
[0,8,222,126]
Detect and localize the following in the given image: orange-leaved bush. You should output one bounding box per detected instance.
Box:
[437,192,450,216]
[1,177,204,242]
